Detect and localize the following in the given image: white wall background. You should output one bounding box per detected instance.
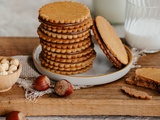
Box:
[0,0,93,37]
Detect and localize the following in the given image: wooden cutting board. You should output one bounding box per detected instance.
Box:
[0,37,160,116]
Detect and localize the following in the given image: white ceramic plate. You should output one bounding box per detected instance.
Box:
[32,43,133,85]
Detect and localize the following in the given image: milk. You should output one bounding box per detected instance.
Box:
[125,18,160,52]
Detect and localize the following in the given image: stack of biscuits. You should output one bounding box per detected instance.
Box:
[37,1,96,75]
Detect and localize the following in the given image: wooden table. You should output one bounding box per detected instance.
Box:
[0,37,160,117]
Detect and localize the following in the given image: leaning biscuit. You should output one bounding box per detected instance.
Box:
[92,16,128,68]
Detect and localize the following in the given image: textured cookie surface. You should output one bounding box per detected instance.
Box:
[93,16,128,66]
[136,68,160,82]
[39,1,90,23]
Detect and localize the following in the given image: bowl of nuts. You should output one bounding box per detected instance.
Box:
[0,57,22,92]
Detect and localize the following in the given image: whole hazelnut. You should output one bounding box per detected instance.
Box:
[8,70,13,75]
[6,111,26,120]
[0,71,8,76]
[54,79,73,96]
[32,75,51,91]
[1,58,9,64]
[10,58,19,67]
[0,65,5,72]
[1,63,9,71]
[9,64,18,72]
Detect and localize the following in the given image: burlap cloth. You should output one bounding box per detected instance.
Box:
[11,56,90,101]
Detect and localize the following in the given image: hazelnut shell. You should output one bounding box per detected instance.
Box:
[54,79,73,96]
[6,111,26,120]
[32,75,51,91]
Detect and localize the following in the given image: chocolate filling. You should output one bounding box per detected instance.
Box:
[93,21,122,68]
[38,16,91,27]
[135,76,160,93]
[39,25,90,35]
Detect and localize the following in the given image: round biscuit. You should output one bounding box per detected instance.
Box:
[39,1,90,24]
[42,64,92,75]
[40,17,93,33]
[39,26,90,39]
[40,37,91,49]
[40,53,96,68]
[41,50,96,63]
[42,45,95,59]
[37,29,91,44]
[94,16,128,65]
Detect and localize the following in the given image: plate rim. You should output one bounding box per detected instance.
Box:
[32,44,133,85]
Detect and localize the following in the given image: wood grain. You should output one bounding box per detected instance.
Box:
[0,37,160,116]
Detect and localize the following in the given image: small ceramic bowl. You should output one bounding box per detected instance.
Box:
[0,57,22,92]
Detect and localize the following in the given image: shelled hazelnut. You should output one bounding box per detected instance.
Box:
[0,58,20,76]
[1,58,9,64]
[10,59,19,67]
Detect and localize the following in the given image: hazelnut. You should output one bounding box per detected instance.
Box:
[9,64,18,72]
[1,58,9,64]
[6,111,26,120]
[8,70,13,75]
[54,79,73,96]
[0,71,8,76]
[1,63,9,71]
[10,58,19,66]
[0,65,5,72]
[32,75,51,91]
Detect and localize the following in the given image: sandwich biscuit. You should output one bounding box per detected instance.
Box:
[40,37,91,49]
[92,16,128,68]
[41,49,96,63]
[42,45,95,59]
[39,1,90,24]
[37,29,91,44]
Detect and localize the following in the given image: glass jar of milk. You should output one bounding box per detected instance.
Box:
[93,0,126,24]
[125,0,160,53]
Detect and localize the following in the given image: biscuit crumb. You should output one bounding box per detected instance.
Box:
[121,86,152,100]
[125,76,136,85]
